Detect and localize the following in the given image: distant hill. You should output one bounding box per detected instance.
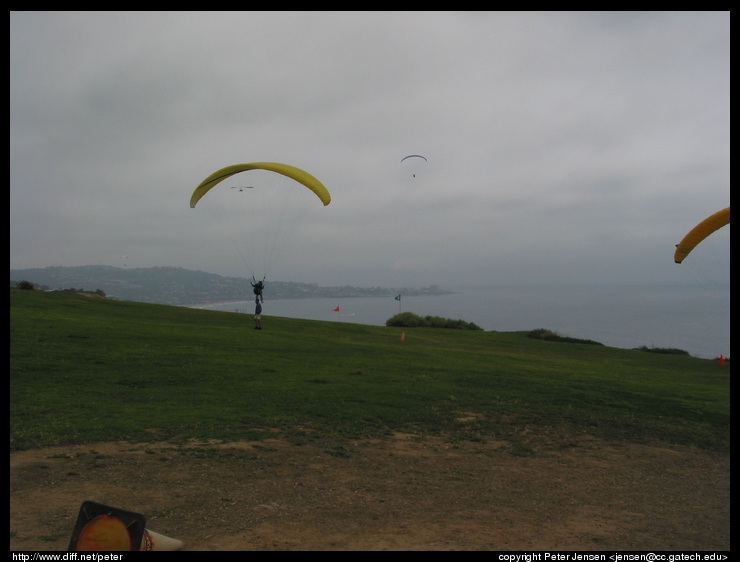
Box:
[10,266,454,306]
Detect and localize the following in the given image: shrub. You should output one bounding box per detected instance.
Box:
[527,328,603,346]
[15,280,35,291]
[386,312,483,330]
[634,345,690,356]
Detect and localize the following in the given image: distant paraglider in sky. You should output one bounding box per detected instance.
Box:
[400,154,427,163]
[400,154,427,178]
[674,207,730,264]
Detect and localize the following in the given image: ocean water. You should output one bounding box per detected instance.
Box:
[193,284,730,360]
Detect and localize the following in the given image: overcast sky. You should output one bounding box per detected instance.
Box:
[10,12,730,289]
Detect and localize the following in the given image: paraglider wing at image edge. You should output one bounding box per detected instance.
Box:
[190,162,331,209]
[673,207,730,264]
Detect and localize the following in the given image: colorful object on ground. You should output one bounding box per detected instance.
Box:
[76,514,133,551]
[69,500,183,551]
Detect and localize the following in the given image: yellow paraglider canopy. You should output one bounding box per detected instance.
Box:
[674,207,730,264]
[189,161,332,284]
[190,162,331,208]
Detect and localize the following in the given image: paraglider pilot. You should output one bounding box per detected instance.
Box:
[254,297,262,330]
[251,276,265,303]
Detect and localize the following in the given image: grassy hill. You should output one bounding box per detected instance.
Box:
[10,289,729,453]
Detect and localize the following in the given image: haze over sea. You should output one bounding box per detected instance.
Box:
[195,283,729,361]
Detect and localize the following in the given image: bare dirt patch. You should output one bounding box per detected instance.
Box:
[10,435,729,551]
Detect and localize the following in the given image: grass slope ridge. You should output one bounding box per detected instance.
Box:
[10,289,729,453]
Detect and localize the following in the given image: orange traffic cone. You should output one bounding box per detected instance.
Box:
[719,354,725,366]
[400,331,405,342]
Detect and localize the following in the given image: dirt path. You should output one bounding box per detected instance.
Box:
[10,434,730,551]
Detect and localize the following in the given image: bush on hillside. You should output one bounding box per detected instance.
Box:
[527,328,603,346]
[386,312,483,331]
[634,345,690,356]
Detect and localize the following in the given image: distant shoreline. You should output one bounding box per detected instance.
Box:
[10,265,455,307]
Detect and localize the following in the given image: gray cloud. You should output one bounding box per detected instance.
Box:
[10,11,729,288]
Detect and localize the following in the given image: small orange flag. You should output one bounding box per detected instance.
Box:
[333,306,340,312]
[719,354,725,366]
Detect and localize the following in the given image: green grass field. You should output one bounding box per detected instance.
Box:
[10,289,730,453]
